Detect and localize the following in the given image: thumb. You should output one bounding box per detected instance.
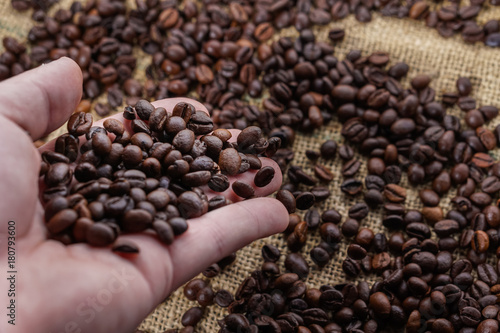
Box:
[0,58,82,238]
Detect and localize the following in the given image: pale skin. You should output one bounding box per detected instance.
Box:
[0,58,289,333]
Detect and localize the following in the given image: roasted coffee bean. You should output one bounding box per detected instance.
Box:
[181,307,203,327]
[341,178,363,195]
[320,140,337,159]
[384,184,406,203]
[349,203,369,220]
[215,290,234,308]
[208,174,230,192]
[285,253,310,278]
[219,148,241,176]
[232,181,255,199]
[86,223,116,247]
[254,166,275,187]
[276,190,296,213]
[67,112,93,136]
[472,230,490,253]
[295,192,315,210]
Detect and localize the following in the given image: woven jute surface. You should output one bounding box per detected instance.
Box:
[2,0,500,331]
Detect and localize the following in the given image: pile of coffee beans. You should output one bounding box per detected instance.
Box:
[40,100,279,249]
[1,0,499,121]
[168,43,500,332]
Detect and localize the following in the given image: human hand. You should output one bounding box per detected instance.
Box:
[0,58,288,333]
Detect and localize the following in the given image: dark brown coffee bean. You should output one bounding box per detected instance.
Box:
[434,220,460,238]
[208,174,229,192]
[342,159,361,177]
[276,190,296,213]
[46,209,78,234]
[219,148,241,176]
[349,203,369,220]
[232,181,255,199]
[181,307,203,327]
[67,112,93,136]
[320,140,337,159]
[215,290,234,308]
[111,240,140,254]
[254,166,275,187]
[347,244,367,260]
[295,192,315,210]
[177,191,208,219]
[86,223,117,247]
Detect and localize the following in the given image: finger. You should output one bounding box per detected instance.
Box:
[0,57,82,140]
[167,197,288,289]
[119,197,288,300]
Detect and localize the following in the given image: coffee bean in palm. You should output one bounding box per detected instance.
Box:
[187,111,213,135]
[67,112,93,136]
[232,180,255,199]
[177,191,207,219]
[169,217,188,236]
[112,240,140,254]
[45,162,73,187]
[254,166,275,187]
[46,209,78,234]
[135,99,154,120]
[208,174,230,192]
[86,223,117,247]
[219,148,241,176]
[122,209,153,233]
[173,102,195,123]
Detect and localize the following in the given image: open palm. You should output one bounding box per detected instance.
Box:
[0,58,288,333]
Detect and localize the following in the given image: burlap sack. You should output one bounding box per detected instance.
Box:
[2,0,500,331]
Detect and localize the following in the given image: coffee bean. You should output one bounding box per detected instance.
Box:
[208,174,229,192]
[295,192,315,210]
[276,190,296,213]
[369,292,391,318]
[285,253,309,278]
[254,166,275,187]
[86,223,116,247]
[384,184,406,203]
[232,181,255,199]
[349,202,369,220]
[181,307,203,327]
[67,112,93,136]
[219,148,241,176]
[215,290,234,308]
[111,240,140,254]
[320,140,337,159]
[472,230,490,253]
[178,191,208,219]
[347,244,367,260]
